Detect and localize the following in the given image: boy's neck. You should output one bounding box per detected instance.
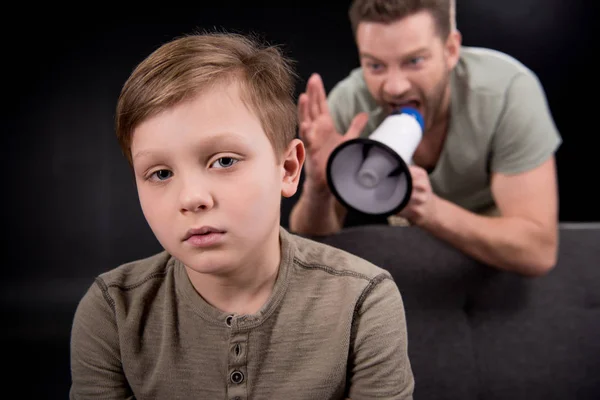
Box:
[184,228,282,316]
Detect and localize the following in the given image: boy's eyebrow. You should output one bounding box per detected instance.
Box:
[132,132,250,161]
[132,150,155,161]
[202,132,250,146]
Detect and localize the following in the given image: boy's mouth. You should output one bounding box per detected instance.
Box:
[183,226,225,241]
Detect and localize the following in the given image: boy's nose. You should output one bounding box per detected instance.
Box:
[179,180,214,213]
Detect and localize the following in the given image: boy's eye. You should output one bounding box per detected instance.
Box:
[211,157,238,169]
[151,169,172,181]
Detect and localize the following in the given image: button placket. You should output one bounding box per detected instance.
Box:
[227,330,249,399]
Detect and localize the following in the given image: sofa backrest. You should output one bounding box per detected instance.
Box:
[309,223,600,400]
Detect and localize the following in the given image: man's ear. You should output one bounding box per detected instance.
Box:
[281,138,305,198]
[445,29,462,70]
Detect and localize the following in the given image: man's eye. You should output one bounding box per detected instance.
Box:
[211,157,238,169]
[151,170,172,181]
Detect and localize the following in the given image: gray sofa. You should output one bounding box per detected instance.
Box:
[4,223,598,399]
[307,222,600,399]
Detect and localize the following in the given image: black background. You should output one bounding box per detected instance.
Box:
[3,1,597,397]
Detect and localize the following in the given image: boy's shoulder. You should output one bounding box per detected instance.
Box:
[96,250,174,290]
[286,229,391,282]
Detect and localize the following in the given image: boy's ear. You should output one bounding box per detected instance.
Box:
[281,138,305,198]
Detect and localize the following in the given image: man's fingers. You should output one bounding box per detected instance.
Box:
[298,120,311,142]
[409,165,427,178]
[408,166,431,193]
[410,191,426,206]
[314,74,330,115]
[307,74,324,120]
[298,93,309,124]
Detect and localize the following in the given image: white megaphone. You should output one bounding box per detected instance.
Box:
[326,107,424,217]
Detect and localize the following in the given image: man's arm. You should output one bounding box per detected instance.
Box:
[421,156,558,276]
[289,73,366,235]
[403,69,561,276]
[289,182,347,235]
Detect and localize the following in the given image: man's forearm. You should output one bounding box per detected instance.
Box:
[289,183,343,236]
[420,197,558,276]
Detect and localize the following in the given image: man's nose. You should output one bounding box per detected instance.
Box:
[382,69,411,98]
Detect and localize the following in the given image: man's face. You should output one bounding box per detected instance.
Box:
[130,82,300,276]
[356,11,460,130]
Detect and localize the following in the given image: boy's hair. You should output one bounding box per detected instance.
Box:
[348,0,453,40]
[116,32,298,165]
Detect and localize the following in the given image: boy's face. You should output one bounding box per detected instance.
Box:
[130,82,303,276]
[356,11,460,130]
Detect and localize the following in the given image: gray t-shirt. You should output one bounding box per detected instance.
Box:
[328,46,562,214]
[70,227,414,399]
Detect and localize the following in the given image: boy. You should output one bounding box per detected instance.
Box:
[70,31,414,399]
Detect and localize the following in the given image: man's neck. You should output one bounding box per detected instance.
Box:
[413,88,451,171]
[430,82,452,136]
[185,229,282,316]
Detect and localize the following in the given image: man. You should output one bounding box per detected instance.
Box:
[289,0,562,277]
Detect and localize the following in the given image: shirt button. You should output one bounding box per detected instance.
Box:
[230,370,244,384]
[226,315,234,327]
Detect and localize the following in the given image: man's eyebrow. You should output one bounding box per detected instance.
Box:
[402,47,430,58]
[359,52,384,62]
[360,47,429,62]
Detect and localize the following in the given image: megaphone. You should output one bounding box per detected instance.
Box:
[326,107,424,217]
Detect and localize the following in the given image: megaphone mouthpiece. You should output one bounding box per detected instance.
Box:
[356,146,398,188]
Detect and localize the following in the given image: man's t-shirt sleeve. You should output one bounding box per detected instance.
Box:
[328,79,354,136]
[490,71,562,175]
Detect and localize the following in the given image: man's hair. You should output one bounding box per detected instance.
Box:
[349,0,453,40]
[116,31,298,165]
